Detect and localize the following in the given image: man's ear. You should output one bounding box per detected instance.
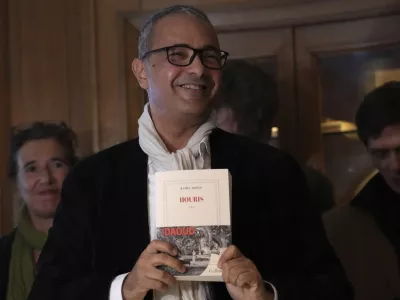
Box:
[132,58,148,89]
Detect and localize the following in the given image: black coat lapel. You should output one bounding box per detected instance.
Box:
[99,139,150,276]
[128,139,151,251]
[127,140,153,300]
[210,129,239,173]
[209,129,240,299]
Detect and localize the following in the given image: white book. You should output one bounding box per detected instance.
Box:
[155,169,232,282]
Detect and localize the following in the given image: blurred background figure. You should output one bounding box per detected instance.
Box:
[0,121,78,300]
[216,60,334,213]
[216,60,278,143]
[324,82,400,300]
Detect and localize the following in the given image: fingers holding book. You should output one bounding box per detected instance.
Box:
[122,240,186,300]
[218,245,261,288]
[144,240,178,255]
[218,245,273,300]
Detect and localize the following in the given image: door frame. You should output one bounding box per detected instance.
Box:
[295,14,400,165]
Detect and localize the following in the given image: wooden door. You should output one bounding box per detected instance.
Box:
[218,28,297,156]
[295,14,400,204]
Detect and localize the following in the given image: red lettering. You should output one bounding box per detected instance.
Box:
[193,196,204,202]
[189,227,195,235]
[179,196,204,202]
[180,197,192,202]
[161,227,196,236]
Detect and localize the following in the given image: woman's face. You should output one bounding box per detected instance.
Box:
[16,138,70,219]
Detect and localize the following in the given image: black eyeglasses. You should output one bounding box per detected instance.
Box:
[140,44,229,70]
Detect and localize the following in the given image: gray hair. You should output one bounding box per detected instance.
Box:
[138,5,213,59]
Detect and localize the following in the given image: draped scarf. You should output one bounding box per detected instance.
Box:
[138,103,216,300]
[6,207,47,300]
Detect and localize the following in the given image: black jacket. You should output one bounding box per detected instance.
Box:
[352,173,400,280]
[28,129,353,300]
[0,230,16,300]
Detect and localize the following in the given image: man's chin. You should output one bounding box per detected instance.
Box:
[180,95,210,107]
[177,101,212,117]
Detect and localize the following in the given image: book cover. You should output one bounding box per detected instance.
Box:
[155,169,232,282]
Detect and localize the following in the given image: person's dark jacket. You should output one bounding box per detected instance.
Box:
[0,230,16,300]
[28,129,353,300]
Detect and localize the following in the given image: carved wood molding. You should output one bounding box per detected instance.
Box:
[129,0,400,31]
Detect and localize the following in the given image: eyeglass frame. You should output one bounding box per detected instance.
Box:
[139,44,229,70]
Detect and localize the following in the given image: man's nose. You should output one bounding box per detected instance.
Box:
[187,54,205,76]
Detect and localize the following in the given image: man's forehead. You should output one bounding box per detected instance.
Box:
[369,124,400,149]
[150,14,219,49]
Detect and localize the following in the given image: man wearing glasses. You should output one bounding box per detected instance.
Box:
[28,5,352,300]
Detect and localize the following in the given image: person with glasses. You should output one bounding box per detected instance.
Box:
[324,82,400,300]
[28,5,352,300]
[0,121,78,300]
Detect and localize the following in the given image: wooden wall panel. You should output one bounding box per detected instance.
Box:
[94,0,141,149]
[124,20,145,139]
[65,0,98,156]
[8,0,98,156]
[9,0,70,125]
[141,0,252,11]
[204,0,400,31]
[140,0,317,12]
[0,0,12,235]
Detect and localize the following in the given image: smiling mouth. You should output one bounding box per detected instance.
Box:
[179,84,206,90]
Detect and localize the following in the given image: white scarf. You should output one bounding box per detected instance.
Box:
[138,103,216,300]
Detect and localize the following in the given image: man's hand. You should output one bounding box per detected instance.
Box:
[218,245,274,300]
[122,240,185,300]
